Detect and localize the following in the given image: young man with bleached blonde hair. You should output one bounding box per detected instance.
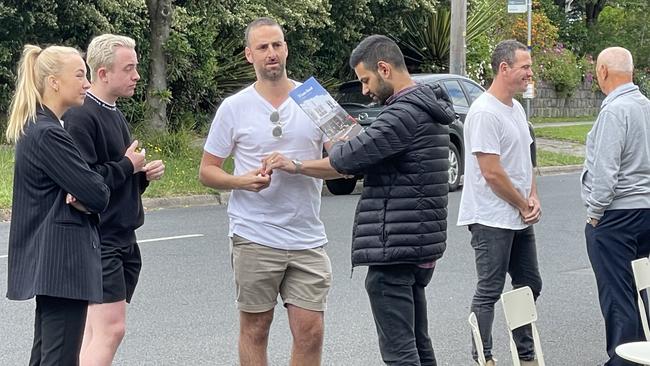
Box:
[64,33,165,366]
[84,34,136,83]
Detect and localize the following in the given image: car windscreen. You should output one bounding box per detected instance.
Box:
[336,84,377,107]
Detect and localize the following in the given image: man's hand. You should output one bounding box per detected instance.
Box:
[589,218,599,227]
[125,140,146,173]
[144,160,165,181]
[262,152,296,175]
[66,193,88,213]
[523,195,542,225]
[239,169,272,192]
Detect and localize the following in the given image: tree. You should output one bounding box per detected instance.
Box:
[548,0,608,27]
[0,0,148,120]
[583,0,607,26]
[146,0,172,132]
[584,1,649,69]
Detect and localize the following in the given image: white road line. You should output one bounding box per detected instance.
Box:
[0,235,204,260]
[139,234,204,243]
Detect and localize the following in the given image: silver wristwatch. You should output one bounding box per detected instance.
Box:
[291,159,303,173]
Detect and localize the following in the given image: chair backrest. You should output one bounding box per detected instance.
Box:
[468,312,486,366]
[631,257,650,340]
[501,286,545,366]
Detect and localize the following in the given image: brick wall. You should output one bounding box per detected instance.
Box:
[527,80,604,118]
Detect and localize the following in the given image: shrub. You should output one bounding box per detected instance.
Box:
[534,45,582,97]
[133,124,196,159]
[635,71,650,98]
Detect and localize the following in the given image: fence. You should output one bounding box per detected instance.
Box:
[529,80,604,118]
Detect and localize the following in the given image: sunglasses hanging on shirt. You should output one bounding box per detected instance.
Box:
[270,111,283,138]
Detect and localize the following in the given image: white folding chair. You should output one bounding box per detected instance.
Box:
[500,286,545,366]
[468,312,487,366]
[631,257,650,340]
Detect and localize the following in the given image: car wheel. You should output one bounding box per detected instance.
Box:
[448,143,462,192]
[325,177,358,195]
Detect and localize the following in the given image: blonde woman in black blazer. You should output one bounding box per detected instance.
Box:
[5,45,110,366]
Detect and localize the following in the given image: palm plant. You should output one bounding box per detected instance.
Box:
[396,0,503,72]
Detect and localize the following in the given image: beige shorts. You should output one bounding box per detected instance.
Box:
[231,234,332,313]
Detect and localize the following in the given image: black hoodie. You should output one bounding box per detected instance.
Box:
[329,83,456,267]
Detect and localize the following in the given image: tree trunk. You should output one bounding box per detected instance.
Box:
[146,0,172,131]
[585,0,607,27]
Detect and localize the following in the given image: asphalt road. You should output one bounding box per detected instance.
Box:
[0,172,610,365]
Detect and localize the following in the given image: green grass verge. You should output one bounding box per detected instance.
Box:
[530,115,596,124]
[0,137,584,210]
[141,146,215,198]
[0,145,14,209]
[142,148,233,198]
[534,124,592,145]
[537,150,584,167]
[0,141,235,209]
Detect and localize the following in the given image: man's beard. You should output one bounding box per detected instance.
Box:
[259,63,286,81]
[373,78,394,105]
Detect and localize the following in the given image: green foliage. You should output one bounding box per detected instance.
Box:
[538,0,590,53]
[635,72,650,98]
[400,8,451,72]
[466,33,493,86]
[397,0,503,77]
[1,0,448,136]
[583,4,649,70]
[534,46,582,97]
[0,0,149,134]
[140,144,215,198]
[134,124,195,159]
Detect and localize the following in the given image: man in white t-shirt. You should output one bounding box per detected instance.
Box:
[199,17,342,366]
[457,40,543,366]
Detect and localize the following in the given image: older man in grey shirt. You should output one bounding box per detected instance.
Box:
[582,46,650,366]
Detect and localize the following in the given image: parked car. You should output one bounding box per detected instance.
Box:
[325,73,485,195]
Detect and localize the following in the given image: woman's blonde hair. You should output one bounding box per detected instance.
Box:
[6,44,81,143]
[86,34,136,83]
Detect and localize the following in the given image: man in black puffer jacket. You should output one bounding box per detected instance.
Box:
[263,35,455,365]
[331,34,455,366]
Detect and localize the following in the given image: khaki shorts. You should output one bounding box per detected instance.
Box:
[231,234,332,313]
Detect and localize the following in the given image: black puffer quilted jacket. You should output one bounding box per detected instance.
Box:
[329,83,456,267]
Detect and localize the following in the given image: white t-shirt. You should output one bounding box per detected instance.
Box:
[457,92,533,230]
[204,83,328,250]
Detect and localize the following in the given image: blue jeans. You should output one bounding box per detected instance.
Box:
[365,264,436,366]
[586,209,650,366]
[468,224,542,362]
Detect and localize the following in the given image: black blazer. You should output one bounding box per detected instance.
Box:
[6,106,110,303]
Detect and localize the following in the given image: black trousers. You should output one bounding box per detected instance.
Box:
[365,264,436,366]
[586,209,650,366]
[468,224,542,362]
[29,295,88,366]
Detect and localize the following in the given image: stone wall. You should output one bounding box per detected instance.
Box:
[527,80,604,118]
